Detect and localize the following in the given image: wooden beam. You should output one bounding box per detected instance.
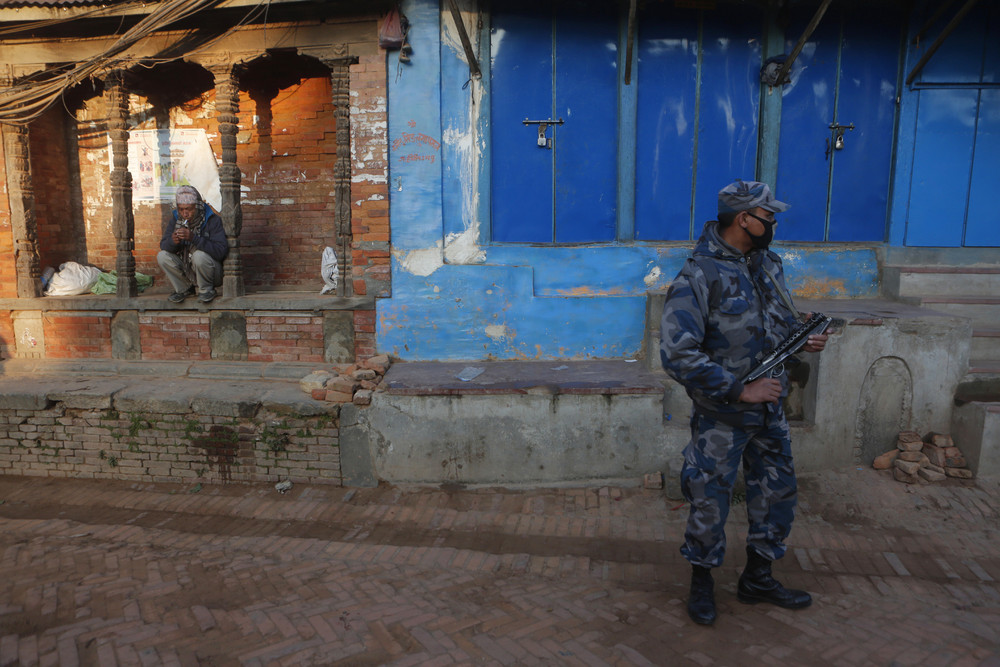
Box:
[910,0,957,44]
[446,0,481,80]
[906,0,981,86]
[774,0,834,87]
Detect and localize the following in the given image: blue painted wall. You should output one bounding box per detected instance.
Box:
[379,0,987,362]
[889,0,1000,248]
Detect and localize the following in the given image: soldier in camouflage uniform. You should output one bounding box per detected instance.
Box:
[660,180,829,625]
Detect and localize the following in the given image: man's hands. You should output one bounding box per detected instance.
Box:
[739,377,782,404]
[800,312,829,353]
[171,226,193,245]
[801,333,828,353]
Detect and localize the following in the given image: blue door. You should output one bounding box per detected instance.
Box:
[490,1,619,243]
[906,0,1000,247]
[634,3,762,240]
[776,8,902,242]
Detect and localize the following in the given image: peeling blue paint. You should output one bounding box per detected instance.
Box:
[378,0,978,362]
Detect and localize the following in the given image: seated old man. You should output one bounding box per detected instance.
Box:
[157,185,228,303]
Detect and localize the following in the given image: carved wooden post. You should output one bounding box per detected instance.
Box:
[318,50,358,297]
[209,62,245,297]
[1,118,42,298]
[105,70,137,298]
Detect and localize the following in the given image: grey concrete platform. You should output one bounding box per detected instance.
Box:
[0,359,338,417]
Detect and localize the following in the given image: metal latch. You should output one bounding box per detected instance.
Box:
[825,122,855,159]
[522,118,564,149]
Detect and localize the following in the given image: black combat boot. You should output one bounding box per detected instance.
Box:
[687,565,717,625]
[737,546,812,609]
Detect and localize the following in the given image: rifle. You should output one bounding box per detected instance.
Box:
[742,312,832,383]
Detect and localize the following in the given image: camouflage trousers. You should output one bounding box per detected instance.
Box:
[679,409,797,568]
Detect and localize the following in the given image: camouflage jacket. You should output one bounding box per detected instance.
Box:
[659,221,800,424]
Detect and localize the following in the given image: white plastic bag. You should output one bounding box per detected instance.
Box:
[44,262,103,296]
[320,247,338,295]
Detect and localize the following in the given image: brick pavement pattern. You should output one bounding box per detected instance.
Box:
[0,469,998,666]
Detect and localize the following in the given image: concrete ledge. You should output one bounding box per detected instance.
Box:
[384,360,666,396]
[0,293,374,312]
[0,358,322,382]
[0,360,340,418]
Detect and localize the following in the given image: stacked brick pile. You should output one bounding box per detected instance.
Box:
[300,354,391,406]
[873,430,974,483]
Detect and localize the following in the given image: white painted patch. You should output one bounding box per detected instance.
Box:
[493,28,506,59]
[644,266,663,288]
[279,198,296,205]
[354,174,388,184]
[485,324,508,341]
[444,225,485,265]
[171,108,195,126]
[395,243,444,277]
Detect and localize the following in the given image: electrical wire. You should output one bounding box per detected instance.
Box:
[0,2,148,37]
[0,0,271,125]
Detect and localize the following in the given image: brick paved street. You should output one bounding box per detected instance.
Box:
[0,468,998,666]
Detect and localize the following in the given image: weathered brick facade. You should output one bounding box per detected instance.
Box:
[0,48,388,365]
[0,406,340,485]
[42,313,113,359]
[0,6,391,490]
[138,313,212,361]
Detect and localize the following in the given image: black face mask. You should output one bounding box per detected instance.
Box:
[745,212,775,250]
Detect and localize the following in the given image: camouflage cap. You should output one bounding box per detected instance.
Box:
[717,180,790,215]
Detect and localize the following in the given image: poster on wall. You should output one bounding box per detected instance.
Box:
[112,128,222,211]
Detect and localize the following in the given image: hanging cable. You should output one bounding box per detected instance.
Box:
[0,0,263,125]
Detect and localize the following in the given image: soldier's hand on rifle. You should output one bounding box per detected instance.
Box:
[799,312,828,353]
[739,377,782,404]
[801,333,828,353]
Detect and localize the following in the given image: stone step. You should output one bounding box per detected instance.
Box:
[888,266,1000,298]
[966,359,1000,386]
[915,296,1000,328]
[971,328,1000,360]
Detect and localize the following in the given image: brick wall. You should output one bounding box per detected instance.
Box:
[0,310,13,357]
[354,310,377,360]
[139,313,211,360]
[239,76,340,289]
[247,314,325,363]
[0,407,340,485]
[74,107,119,275]
[42,313,112,358]
[31,106,80,272]
[350,54,391,297]
[61,57,386,293]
